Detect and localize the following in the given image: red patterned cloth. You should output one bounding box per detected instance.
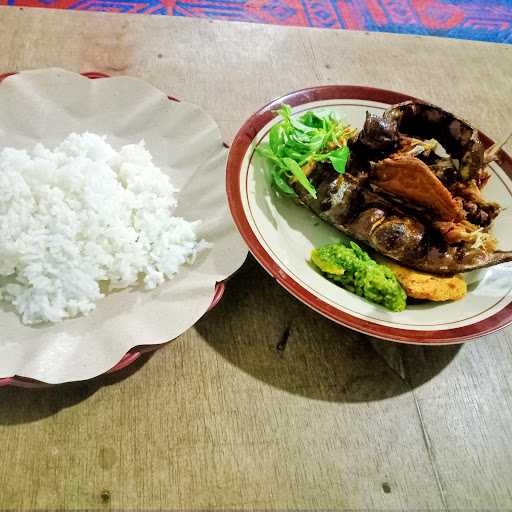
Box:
[1,0,512,43]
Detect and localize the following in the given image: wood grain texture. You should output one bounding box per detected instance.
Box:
[0,7,512,509]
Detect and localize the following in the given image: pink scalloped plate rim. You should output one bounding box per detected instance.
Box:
[0,71,227,388]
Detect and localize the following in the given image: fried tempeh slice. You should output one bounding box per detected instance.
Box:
[383,261,467,302]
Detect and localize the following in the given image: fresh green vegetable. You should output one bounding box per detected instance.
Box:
[311,242,407,312]
[256,104,356,198]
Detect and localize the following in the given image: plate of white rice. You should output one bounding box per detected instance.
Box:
[0,69,247,384]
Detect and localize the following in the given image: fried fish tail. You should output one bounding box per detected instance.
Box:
[415,248,512,275]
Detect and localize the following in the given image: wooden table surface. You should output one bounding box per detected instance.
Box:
[1,7,512,510]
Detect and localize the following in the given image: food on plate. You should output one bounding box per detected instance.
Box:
[310,242,407,312]
[258,102,512,278]
[257,101,512,310]
[0,133,206,324]
[382,261,467,302]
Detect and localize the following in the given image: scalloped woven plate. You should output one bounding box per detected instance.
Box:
[0,69,246,386]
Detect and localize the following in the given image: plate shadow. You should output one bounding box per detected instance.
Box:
[0,350,155,425]
[195,256,462,403]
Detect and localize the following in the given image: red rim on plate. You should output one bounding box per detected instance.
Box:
[226,85,512,344]
[0,71,226,387]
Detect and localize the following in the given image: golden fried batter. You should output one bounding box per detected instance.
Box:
[384,261,467,302]
[374,155,463,221]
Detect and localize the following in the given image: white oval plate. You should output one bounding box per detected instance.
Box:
[227,86,512,344]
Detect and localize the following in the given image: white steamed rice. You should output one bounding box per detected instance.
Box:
[0,133,205,324]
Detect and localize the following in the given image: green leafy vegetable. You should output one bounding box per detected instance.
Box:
[328,146,350,173]
[281,157,317,199]
[311,242,407,312]
[270,168,295,195]
[256,104,357,197]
